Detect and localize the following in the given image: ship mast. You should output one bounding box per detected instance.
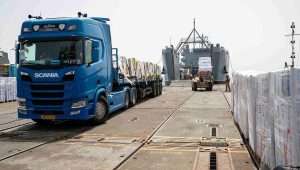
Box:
[285,22,300,68]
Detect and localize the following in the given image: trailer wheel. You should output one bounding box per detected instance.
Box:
[192,83,197,91]
[92,97,108,124]
[154,83,158,97]
[124,91,130,109]
[151,84,156,97]
[130,88,137,106]
[208,84,213,91]
[158,83,162,95]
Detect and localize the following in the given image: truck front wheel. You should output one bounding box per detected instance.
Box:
[158,83,162,95]
[92,97,108,124]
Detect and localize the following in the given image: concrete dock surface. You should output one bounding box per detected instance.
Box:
[0,84,255,170]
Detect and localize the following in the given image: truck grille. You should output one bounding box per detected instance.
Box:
[31,92,64,98]
[34,110,64,115]
[32,100,64,106]
[31,84,64,91]
[30,83,65,107]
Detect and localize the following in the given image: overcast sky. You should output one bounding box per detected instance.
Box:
[0,0,300,72]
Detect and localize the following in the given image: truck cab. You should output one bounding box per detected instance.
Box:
[16,14,136,124]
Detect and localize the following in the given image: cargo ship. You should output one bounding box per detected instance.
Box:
[162,19,230,83]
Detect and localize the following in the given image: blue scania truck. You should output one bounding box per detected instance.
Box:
[16,13,162,124]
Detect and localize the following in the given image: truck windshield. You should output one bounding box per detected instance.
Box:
[19,40,83,66]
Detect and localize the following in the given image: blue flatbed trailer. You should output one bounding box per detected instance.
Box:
[15,13,162,124]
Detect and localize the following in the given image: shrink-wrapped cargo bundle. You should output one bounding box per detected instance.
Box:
[143,62,149,79]
[273,71,293,167]
[289,69,300,167]
[0,77,17,102]
[274,69,300,167]
[233,74,240,123]
[232,69,300,169]
[136,60,143,80]
[232,73,238,115]
[256,73,275,169]
[118,56,161,81]
[0,78,6,102]
[119,56,129,76]
[140,62,146,80]
[247,76,257,151]
[255,73,269,158]
[260,73,276,170]
[233,73,249,139]
[291,69,300,167]
[238,75,249,139]
[7,77,17,101]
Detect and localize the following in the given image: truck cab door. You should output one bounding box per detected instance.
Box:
[82,40,105,100]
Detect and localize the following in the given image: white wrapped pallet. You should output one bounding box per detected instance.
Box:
[256,73,276,169]
[0,77,17,102]
[232,73,249,139]
[232,74,239,123]
[273,69,300,168]
[259,73,276,170]
[119,56,129,76]
[239,75,249,139]
[116,56,161,81]
[232,73,238,115]
[230,80,234,112]
[255,73,269,159]
[274,89,292,167]
[7,77,16,101]
[233,69,300,169]
[247,75,257,151]
[288,69,300,167]
[0,78,5,102]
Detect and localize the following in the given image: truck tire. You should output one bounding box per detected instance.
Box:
[155,83,158,97]
[158,83,162,95]
[192,83,197,91]
[151,83,157,97]
[92,97,108,124]
[124,91,130,109]
[130,88,137,106]
[209,84,213,91]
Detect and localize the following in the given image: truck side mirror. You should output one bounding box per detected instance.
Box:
[92,41,100,63]
[15,43,20,64]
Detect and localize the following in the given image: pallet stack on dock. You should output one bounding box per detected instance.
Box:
[232,69,300,169]
[0,64,17,103]
[0,77,17,102]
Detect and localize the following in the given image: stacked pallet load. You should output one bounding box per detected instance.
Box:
[0,77,17,102]
[232,69,300,170]
[119,56,161,80]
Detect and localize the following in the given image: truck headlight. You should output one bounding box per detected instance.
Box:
[17,97,26,107]
[20,71,29,76]
[67,25,77,31]
[71,100,87,109]
[23,27,32,32]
